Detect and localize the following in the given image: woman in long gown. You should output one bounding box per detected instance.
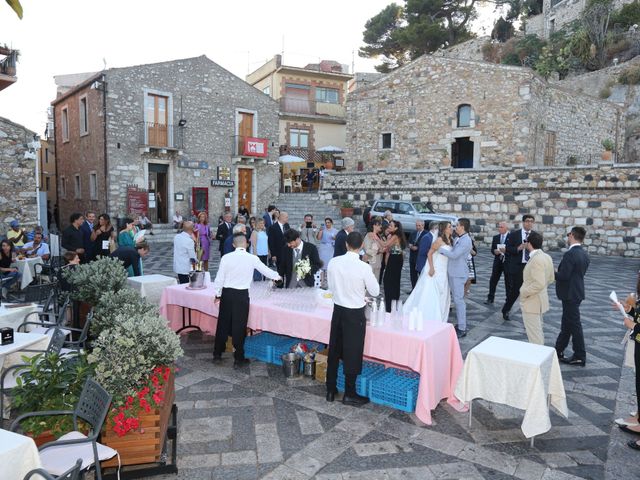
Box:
[383,220,406,312]
[194,211,212,271]
[363,219,386,282]
[403,221,453,322]
[316,217,337,270]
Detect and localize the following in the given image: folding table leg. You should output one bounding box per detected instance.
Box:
[468,399,473,428]
[530,436,535,448]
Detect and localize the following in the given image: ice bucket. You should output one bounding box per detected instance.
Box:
[188,271,205,289]
[302,360,316,379]
[281,353,301,378]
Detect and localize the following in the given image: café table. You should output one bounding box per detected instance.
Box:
[0,428,42,479]
[0,332,49,370]
[454,336,568,444]
[160,283,464,425]
[0,303,40,330]
[13,257,44,290]
[126,274,178,305]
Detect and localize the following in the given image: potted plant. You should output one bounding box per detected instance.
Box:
[340,200,354,218]
[11,352,93,445]
[89,312,183,466]
[91,288,158,337]
[601,139,614,161]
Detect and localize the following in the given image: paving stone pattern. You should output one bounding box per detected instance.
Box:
[144,240,640,480]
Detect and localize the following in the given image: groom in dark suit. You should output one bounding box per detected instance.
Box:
[278,229,321,288]
[408,220,426,290]
[555,226,590,366]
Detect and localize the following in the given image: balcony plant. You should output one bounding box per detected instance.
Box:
[340,200,354,218]
[601,139,614,161]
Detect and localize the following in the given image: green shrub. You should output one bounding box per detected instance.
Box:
[62,256,128,306]
[92,288,159,337]
[599,86,612,98]
[602,138,615,151]
[610,1,640,30]
[619,65,640,84]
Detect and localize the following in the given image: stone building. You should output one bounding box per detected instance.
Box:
[0,117,39,232]
[525,0,635,39]
[52,56,279,228]
[246,55,352,184]
[346,54,624,170]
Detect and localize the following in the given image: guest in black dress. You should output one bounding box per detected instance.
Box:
[91,213,116,258]
[383,220,406,312]
[620,294,640,450]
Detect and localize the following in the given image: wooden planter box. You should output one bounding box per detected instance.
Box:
[100,371,175,467]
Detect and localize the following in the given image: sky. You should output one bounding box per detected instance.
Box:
[1,0,503,134]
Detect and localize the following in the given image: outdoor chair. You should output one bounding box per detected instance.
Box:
[283,177,292,193]
[23,283,56,305]
[1,328,68,424]
[24,459,83,480]
[293,180,303,192]
[18,295,72,338]
[11,378,116,480]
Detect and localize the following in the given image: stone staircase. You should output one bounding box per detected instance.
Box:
[274,193,365,231]
[142,224,179,244]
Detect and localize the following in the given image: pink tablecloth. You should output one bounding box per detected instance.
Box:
[159,284,464,425]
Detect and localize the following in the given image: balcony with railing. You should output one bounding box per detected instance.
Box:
[0,47,18,91]
[137,122,183,151]
[279,97,345,119]
[231,135,270,159]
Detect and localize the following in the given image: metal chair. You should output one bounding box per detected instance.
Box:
[23,283,56,305]
[11,378,115,480]
[1,328,68,425]
[18,295,72,338]
[24,459,83,480]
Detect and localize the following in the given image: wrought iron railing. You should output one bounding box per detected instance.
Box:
[137,122,183,149]
[0,50,18,76]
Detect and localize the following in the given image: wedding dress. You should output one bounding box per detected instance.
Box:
[402,245,451,322]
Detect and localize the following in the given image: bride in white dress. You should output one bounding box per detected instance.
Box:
[403,222,453,323]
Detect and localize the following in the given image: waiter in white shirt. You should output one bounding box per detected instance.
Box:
[173,221,197,284]
[212,233,281,367]
[326,231,380,406]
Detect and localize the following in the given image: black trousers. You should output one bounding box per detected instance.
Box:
[326,304,366,396]
[177,274,190,284]
[409,258,418,289]
[487,259,505,301]
[555,299,586,360]
[502,264,525,314]
[635,340,640,414]
[213,288,249,361]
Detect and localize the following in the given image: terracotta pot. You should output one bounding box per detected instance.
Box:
[100,370,175,467]
[340,207,354,218]
[29,430,57,447]
[515,152,526,164]
[442,156,451,167]
[601,151,612,161]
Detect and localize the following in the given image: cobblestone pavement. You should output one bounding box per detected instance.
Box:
[144,242,639,480]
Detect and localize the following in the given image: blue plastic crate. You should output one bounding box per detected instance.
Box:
[369,368,420,413]
[244,332,289,363]
[271,337,326,366]
[337,361,385,396]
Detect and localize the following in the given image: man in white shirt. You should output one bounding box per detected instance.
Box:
[326,231,380,406]
[212,234,281,367]
[173,211,183,231]
[173,221,196,284]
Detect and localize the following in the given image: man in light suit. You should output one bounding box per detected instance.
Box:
[555,226,590,366]
[439,218,472,338]
[416,221,438,276]
[519,232,555,345]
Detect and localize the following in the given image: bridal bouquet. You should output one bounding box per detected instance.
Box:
[294,257,311,281]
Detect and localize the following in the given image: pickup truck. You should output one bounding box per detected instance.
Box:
[363,199,458,234]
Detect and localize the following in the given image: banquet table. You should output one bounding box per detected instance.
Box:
[0,303,39,330]
[160,283,464,425]
[0,428,42,479]
[14,257,44,290]
[126,274,178,305]
[454,336,568,440]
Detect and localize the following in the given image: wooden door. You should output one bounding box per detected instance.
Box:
[544,131,556,166]
[237,168,252,213]
[192,187,208,217]
[238,112,254,155]
[146,94,168,147]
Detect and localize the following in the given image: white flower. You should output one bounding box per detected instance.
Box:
[294,257,312,281]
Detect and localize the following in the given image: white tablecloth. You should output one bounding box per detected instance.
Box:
[0,332,49,370]
[0,304,40,330]
[0,428,42,479]
[14,257,44,290]
[455,336,568,438]
[126,274,178,305]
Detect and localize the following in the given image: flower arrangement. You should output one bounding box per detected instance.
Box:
[294,257,311,281]
[62,256,128,306]
[111,366,171,437]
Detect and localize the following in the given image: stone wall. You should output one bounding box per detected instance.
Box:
[441,37,491,62]
[524,14,545,38]
[0,117,38,232]
[346,55,623,170]
[319,163,640,257]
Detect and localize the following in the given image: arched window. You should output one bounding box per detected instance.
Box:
[457,104,472,128]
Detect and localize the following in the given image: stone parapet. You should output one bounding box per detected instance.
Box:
[320,163,640,256]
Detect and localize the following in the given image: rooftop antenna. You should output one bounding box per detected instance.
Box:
[352,49,355,74]
[102,58,107,70]
[282,35,285,63]
[247,51,250,74]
